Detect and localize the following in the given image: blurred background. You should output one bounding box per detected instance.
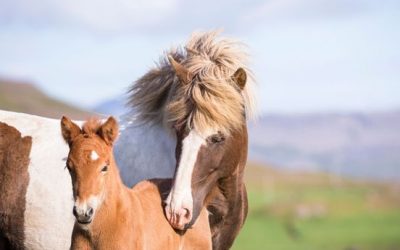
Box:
[1,0,399,249]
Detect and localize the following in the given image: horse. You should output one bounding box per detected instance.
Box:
[129,31,255,249]
[0,31,255,250]
[61,116,211,250]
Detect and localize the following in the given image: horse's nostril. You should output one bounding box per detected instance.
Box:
[86,207,94,217]
[73,206,78,217]
[184,208,192,220]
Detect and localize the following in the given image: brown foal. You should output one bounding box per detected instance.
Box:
[61,116,211,250]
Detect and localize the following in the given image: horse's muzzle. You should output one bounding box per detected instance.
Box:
[165,205,192,230]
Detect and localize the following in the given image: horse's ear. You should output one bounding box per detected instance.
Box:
[168,55,193,85]
[98,117,119,146]
[61,116,81,145]
[232,68,247,90]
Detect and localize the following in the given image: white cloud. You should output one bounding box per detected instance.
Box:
[2,0,398,35]
[240,0,400,29]
[0,0,179,32]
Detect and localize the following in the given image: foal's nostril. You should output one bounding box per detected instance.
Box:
[73,206,78,217]
[86,207,94,217]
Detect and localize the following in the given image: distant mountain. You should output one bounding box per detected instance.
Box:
[93,94,129,116]
[249,111,400,181]
[0,79,92,119]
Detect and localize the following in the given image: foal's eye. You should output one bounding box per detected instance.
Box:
[210,133,225,144]
[65,163,72,172]
[101,165,108,173]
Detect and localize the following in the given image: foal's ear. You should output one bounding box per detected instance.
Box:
[61,116,81,145]
[98,117,119,146]
[232,68,247,90]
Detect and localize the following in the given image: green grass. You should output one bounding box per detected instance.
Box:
[232,164,400,250]
[234,210,400,250]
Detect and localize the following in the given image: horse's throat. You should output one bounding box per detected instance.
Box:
[92,177,126,228]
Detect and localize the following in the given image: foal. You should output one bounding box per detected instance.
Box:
[61,116,211,250]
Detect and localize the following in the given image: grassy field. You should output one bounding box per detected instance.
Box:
[232,163,400,250]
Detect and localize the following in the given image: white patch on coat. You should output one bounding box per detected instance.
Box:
[90,150,99,161]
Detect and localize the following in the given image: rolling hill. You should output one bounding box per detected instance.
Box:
[0,79,92,119]
[249,112,400,181]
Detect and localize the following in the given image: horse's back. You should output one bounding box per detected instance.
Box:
[114,122,176,187]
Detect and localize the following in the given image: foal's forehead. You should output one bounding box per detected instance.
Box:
[69,135,108,162]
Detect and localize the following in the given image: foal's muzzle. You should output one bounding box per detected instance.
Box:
[73,205,94,224]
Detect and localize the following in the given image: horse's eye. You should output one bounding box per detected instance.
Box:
[210,134,225,144]
[101,165,108,173]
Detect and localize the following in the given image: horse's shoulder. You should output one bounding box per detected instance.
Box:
[131,180,156,192]
[131,179,172,203]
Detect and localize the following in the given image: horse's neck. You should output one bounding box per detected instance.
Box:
[88,159,145,247]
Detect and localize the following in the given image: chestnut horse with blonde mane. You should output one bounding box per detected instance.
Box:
[61,116,211,250]
[129,31,255,249]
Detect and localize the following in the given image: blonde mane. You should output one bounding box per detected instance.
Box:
[129,31,256,134]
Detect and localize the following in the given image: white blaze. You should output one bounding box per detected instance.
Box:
[166,129,211,212]
[90,150,99,161]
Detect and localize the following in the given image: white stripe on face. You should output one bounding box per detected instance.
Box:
[165,129,213,227]
[173,129,205,200]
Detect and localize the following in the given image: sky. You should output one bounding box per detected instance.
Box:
[0,0,399,114]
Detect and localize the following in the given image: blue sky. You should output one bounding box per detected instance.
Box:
[0,0,399,114]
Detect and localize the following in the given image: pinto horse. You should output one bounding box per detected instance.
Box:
[129,31,255,249]
[61,116,211,250]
